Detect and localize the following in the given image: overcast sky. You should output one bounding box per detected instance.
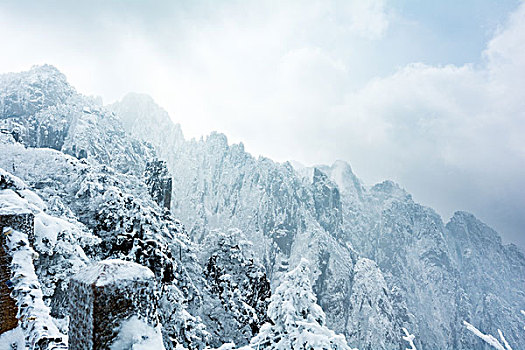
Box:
[1,0,524,248]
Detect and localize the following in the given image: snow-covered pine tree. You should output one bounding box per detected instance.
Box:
[248,259,355,350]
[200,229,271,347]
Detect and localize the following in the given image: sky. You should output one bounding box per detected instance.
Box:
[0,0,524,248]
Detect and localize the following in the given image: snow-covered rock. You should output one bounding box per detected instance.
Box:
[200,230,271,347]
[68,260,159,350]
[346,258,401,350]
[3,225,67,349]
[0,65,155,175]
[111,316,166,350]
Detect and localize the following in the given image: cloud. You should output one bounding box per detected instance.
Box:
[320,2,525,247]
[341,0,389,39]
[0,0,523,247]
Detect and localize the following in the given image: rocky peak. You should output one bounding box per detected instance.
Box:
[0,64,74,118]
[370,180,411,202]
[327,160,363,194]
[109,92,185,147]
[447,211,502,245]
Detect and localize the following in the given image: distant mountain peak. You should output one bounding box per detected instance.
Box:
[371,180,411,200]
[447,210,502,244]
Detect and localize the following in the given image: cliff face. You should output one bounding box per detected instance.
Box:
[445,212,525,348]
[145,160,173,210]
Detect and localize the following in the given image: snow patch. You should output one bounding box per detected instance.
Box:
[110,316,165,350]
[74,259,155,287]
[0,326,26,350]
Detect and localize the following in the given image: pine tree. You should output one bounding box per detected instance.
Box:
[201,229,271,347]
[249,259,355,350]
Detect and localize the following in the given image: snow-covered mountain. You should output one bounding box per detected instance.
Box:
[0,65,523,350]
[112,91,525,349]
[0,66,270,349]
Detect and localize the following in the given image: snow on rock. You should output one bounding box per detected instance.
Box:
[68,260,159,350]
[346,258,401,350]
[0,142,210,349]
[0,168,98,316]
[73,259,155,287]
[0,64,73,119]
[0,65,155,176]
[200,229,271,347]
[4,226,67,349]
[0,326,26,350]
[110,316,166,350]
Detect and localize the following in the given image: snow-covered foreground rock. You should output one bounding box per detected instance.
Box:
[0,65,523,349]
[0,66,271,349]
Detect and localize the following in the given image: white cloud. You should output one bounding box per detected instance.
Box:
[318,3,525,245]
[342,0,389,39]
[0,0,523,246]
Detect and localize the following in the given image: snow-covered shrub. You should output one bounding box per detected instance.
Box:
[248,259,354,350]
[200,230,271,347]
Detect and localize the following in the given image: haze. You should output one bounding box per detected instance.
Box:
[1,0,523,248]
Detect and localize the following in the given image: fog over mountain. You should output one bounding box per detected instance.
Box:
[0,0,524,249]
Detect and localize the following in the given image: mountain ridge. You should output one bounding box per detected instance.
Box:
[110,83,524,349]
[0,64,523,349]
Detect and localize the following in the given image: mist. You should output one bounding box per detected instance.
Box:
[1,0,523,248]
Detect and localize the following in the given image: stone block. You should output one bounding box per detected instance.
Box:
[68,259,159,350]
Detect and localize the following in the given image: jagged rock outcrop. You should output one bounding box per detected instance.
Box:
[0,65,155,175]
[145,160,173,210]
